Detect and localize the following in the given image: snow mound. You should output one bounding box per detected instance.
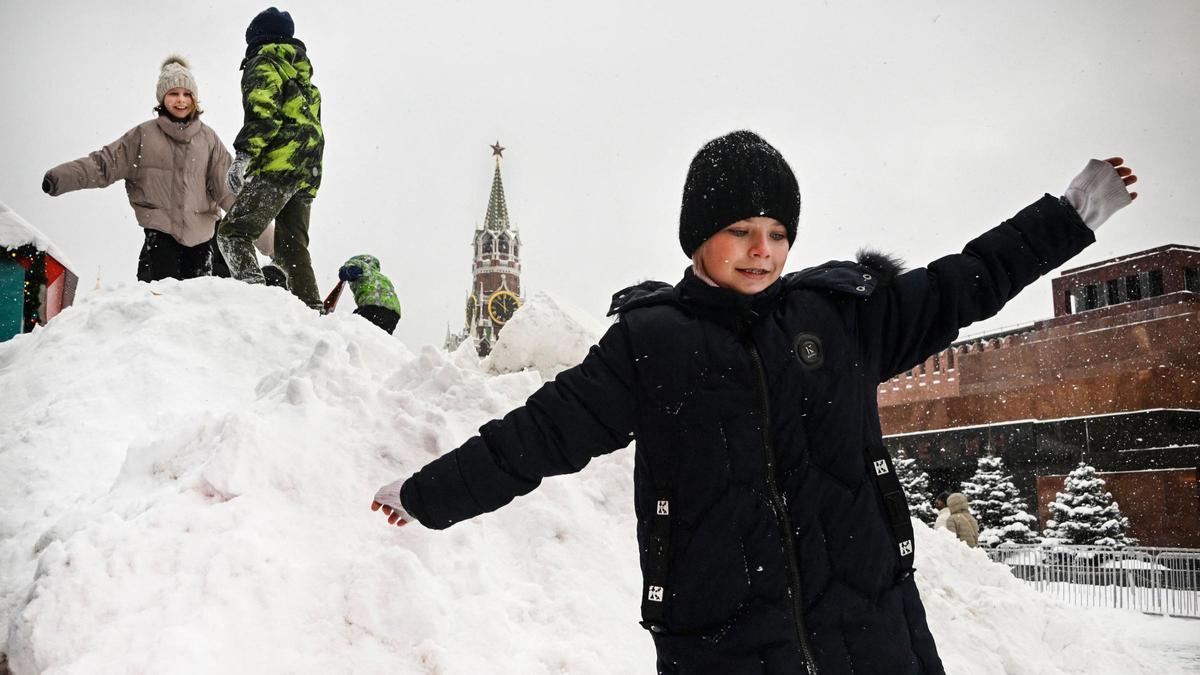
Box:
[483,290,609,378]
[913,525,1183,674]
[0,279,1189,673]
[1,279,642,674]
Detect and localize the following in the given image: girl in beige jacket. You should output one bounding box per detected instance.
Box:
[42,56,236,282]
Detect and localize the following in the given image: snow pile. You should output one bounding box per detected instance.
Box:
[913,527,1183,674]
[482,290,610,378]
[1,280,642,674]
[0,280,1192,674]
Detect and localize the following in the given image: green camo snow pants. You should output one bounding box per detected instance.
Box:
[216,177,321,309]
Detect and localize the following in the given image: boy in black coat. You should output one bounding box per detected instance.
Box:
[372,131,1137,674]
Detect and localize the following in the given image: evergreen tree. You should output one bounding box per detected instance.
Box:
[894,449,937,525]
[1043,462,1137,547]
[961,454,1039,547]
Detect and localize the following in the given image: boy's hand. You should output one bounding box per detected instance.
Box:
[227,153,251,195]
[372,479,411,527]
[1064,157,1139,231]
[338,265,364,282]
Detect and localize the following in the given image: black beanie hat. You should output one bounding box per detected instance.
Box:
[678,130,801,257]
[246,7,295,44]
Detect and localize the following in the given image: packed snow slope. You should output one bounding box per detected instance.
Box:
[0,280,1188,674]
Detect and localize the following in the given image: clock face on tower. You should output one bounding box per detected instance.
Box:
[487,290,521,324]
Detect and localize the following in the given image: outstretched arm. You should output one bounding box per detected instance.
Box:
[372,321,641,530]
[860,158,1138,380]
[42,126,140,196]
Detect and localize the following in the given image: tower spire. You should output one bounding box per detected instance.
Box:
[484,141,511,232]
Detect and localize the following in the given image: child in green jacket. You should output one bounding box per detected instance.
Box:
[217,7,324,310]
[338,255,401,334]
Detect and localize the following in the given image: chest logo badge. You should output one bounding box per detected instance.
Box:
[792,332,824,369]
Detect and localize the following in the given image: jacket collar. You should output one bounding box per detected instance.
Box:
[609,258,885,317]
[154,115,202,143]
[676,267,783,326]
[608,267,782,334]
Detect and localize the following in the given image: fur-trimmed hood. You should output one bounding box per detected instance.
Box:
[855,248,905,284]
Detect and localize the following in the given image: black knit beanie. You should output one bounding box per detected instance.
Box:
[679,130,801,257]
[246,7,295,44]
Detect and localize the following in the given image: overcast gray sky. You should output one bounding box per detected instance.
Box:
[2,0,1196,348]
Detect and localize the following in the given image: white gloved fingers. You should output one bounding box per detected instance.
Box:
[373,478,412,522]
[1064,158,1134,231]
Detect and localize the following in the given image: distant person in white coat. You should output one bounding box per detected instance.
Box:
[933,491,951,530]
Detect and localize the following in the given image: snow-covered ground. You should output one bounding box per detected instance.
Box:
[1,280,1197,674]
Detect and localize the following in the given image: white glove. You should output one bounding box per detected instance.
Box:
[227,152,251,195]
[372,478,413,526]
[1064,159,1133,231]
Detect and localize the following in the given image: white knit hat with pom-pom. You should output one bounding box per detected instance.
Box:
[156,55,197,103]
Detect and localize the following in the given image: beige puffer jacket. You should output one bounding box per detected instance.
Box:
[44,116,236,247]
[940,492,979,542]
[945,492,980,547]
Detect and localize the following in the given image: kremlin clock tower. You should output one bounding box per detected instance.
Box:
[445,142,523,356]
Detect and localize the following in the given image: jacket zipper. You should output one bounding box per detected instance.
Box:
[747,340,819,674]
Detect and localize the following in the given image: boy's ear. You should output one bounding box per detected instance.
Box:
[855,248,905,283]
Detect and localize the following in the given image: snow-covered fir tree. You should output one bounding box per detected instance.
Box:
[894,449,937,525]
[961,454,1039,547]
[1044,462,1137,548]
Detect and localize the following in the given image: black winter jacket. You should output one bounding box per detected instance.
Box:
[400,194,1095,674]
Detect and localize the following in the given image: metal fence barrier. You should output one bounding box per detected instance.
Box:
[983,544,1200,619]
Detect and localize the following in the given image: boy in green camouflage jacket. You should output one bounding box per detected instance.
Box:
[338,255,402,334]
[217,7,324,309]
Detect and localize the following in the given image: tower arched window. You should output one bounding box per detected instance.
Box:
[481,234,493,255]
[498,234,510,255]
